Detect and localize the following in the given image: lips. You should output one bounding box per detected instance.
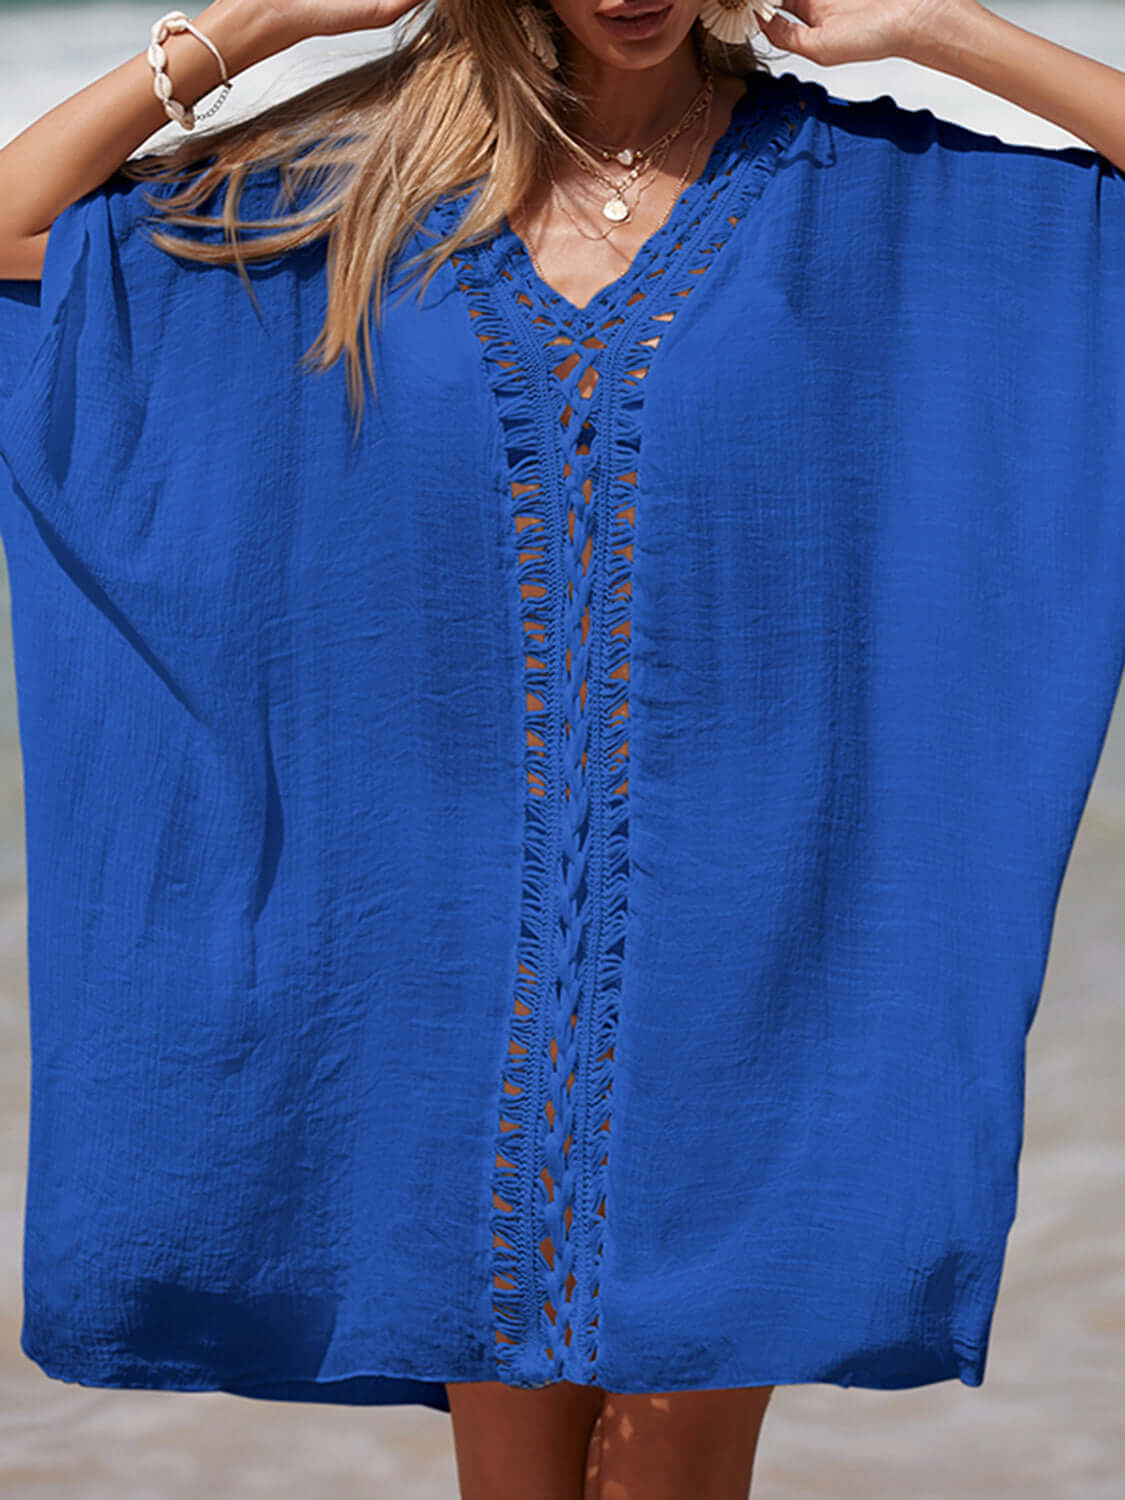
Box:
[594,3,674,39]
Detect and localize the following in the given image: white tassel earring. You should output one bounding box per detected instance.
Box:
[516,2,560,71]
[697,0,777,46]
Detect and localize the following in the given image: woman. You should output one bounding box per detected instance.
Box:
[1,1,1124,1496]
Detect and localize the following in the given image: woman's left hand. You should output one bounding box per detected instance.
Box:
[754,0,981,67]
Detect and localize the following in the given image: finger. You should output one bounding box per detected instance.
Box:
[756,10,818,59]
[770,0,815,23]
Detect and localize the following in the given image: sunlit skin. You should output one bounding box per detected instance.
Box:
[443,1377,777,1500]
[546,0,944,139]
[503,0,747,305]
[501,0,962,304]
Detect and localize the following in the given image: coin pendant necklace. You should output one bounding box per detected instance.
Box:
[544,131,676,246]
[560,50,713,224]
[525,96,712,287]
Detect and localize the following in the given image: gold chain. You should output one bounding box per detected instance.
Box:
[525,94,713,283]
[543,130,677,246]
[556,51,713,199]
[555,56,714,224]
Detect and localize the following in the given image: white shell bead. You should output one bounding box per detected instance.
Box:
[603,197,629,223]
[148,11,221,132]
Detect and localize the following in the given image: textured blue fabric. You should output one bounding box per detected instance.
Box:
[2,65,1125,1410]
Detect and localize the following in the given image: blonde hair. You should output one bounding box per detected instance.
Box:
[122,3,769,432]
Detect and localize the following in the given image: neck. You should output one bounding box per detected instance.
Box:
[556,36,706,147]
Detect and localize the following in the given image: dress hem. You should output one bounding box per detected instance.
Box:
[20,1335,987,1409]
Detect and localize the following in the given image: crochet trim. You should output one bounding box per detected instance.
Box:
[447,69,806,1389]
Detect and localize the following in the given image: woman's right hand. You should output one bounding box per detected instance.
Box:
[263,0,430,42]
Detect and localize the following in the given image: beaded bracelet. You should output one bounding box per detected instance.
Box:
[148,10,233,131]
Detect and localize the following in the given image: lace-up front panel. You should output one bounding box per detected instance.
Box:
[446,69,804,1390]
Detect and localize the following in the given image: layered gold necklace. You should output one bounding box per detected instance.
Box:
[541,91,713,254]
[555,49,715,227]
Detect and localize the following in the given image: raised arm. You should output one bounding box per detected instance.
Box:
[0,0,300,282]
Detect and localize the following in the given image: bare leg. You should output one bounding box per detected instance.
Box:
[446,1378,607,1500]
[584,1385,775,1500]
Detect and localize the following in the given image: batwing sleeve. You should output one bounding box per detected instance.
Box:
[0,172,170,792]
[864,85,1125,709]
[0,165,259,569]
[0,160,327,700]
[0,170,161,524]
[0,158,335,1042]
[0,154,328,547]
[788,81,1125,899]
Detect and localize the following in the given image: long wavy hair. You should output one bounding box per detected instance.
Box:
[121,2,770,431]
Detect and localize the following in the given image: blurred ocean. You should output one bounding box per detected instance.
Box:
[1,5,1124,1498]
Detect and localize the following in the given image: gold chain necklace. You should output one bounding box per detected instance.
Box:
[525,97,713,286]
[544,130,677,247]
[566,49,713,168]
[556,54,714,224]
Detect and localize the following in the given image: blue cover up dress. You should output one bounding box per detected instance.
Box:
[1,66,1124,1413]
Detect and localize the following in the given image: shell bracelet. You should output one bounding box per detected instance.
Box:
[148,10,233,131]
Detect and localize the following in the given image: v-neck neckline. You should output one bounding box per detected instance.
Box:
[490,68,791,323]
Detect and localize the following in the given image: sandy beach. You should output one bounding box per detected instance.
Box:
[1,5,1123,1495]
